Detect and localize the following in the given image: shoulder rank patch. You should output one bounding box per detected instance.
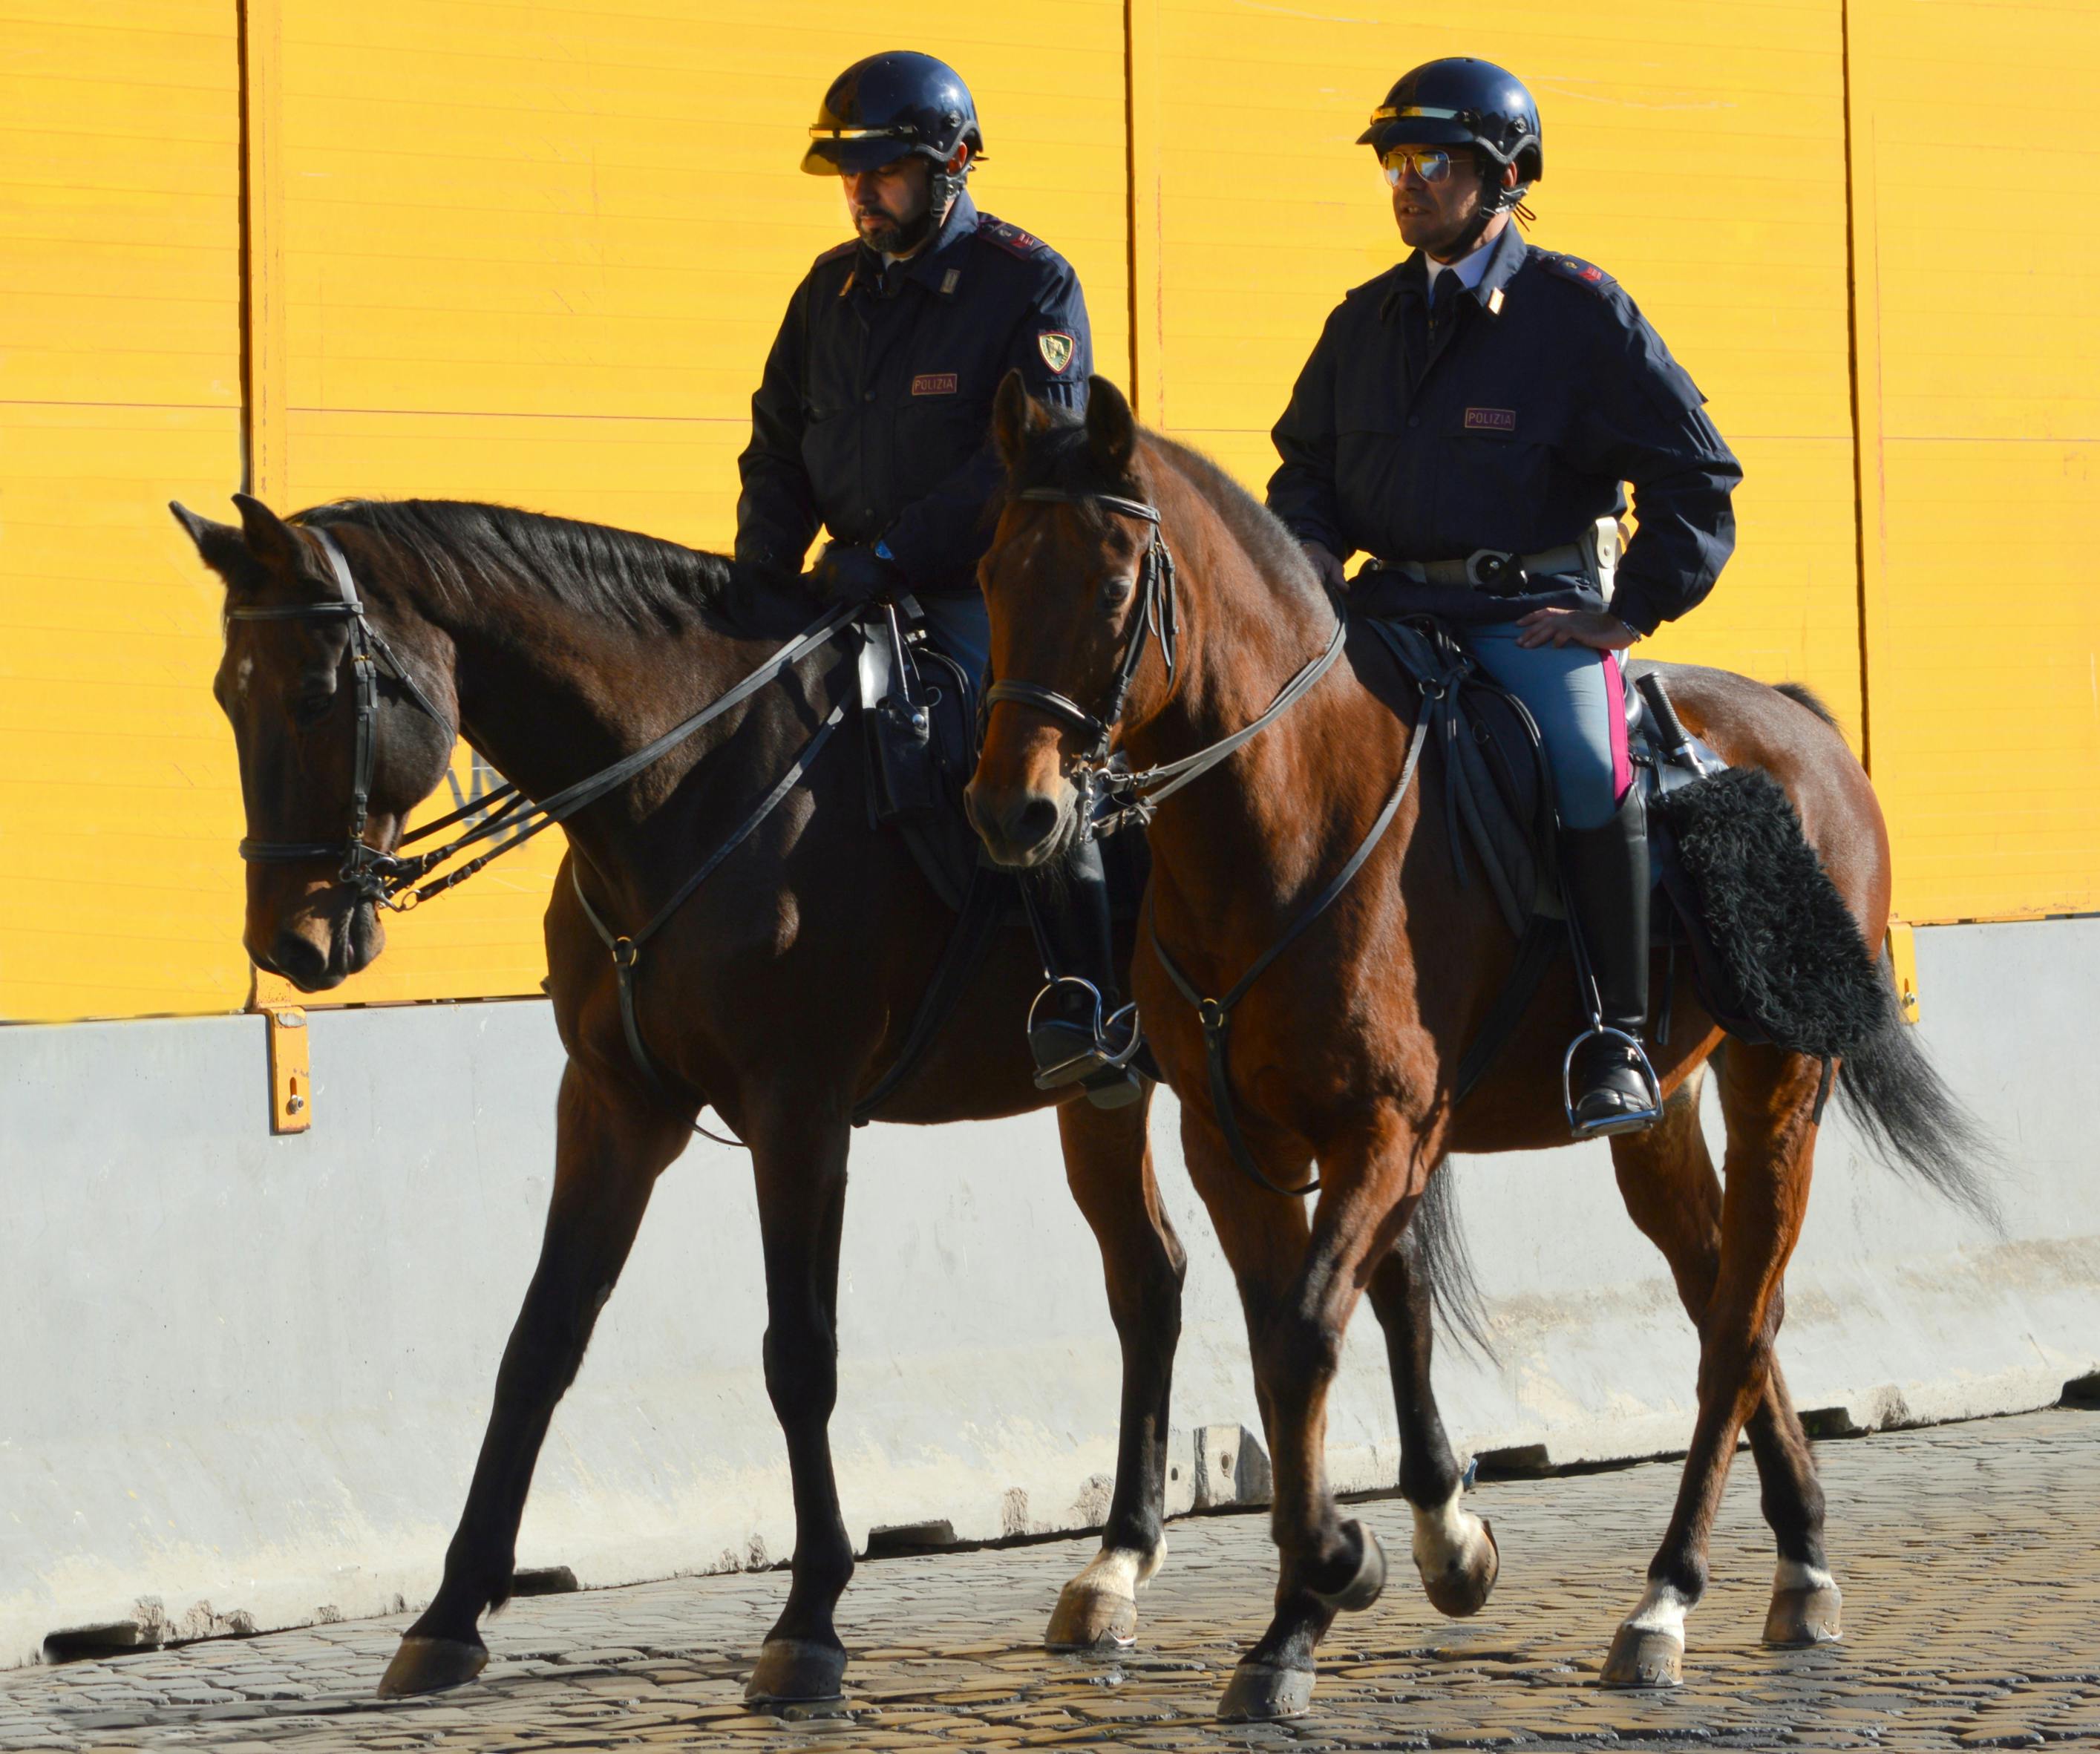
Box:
[977,215,1045,258]
[1037,331,1076,374]
[1538,251,1616,295]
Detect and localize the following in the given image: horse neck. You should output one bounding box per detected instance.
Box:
[1122,454,1390,922]
[374,534,797,862]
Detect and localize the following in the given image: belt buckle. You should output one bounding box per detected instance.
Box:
[1466,548,1525,594]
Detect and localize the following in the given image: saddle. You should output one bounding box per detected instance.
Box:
[1361,615,1785,1092]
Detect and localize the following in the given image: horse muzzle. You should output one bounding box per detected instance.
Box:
[246,879,385,991]
[964,776,1076,870]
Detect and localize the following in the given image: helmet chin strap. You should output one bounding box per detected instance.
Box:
[1440,164,1532,261]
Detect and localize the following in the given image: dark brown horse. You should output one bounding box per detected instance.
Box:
[171,490,1495,1705]
[965,376,1992,1718]
[172,491,1200,1702]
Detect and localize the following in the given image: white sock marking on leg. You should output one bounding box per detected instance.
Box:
[1774,1559,1836,1594]
[1410,1484,1484,1577]
[1623,1580,1693,1640]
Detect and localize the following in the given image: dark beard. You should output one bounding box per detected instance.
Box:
[857,202,937,258]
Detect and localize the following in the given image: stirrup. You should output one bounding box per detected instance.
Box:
[1561,1024,1663,1140]
[1027,977,1143,1091]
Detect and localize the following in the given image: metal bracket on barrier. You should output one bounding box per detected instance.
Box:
[266,1007,312,1134]
[1886,922,1920,1024]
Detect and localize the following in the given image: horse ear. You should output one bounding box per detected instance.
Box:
[232,491,303,575]
[1085,376,1137,479]
[169,500,257,583]
[992,367,1050,474]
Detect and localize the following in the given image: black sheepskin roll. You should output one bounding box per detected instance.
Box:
[1656,767,1891,1058]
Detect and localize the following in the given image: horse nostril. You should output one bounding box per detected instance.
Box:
[1013,793,1059,849]
[267,929,327,991]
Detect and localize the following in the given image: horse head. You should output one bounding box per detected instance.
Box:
[172,494,458,990]
[967,371,1168,868]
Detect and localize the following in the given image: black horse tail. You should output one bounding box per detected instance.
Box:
[1834,953,2002,1231]
[1413,1159,1498,1362]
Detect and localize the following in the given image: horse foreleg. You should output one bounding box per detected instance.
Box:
[379,1062,682,1697]
[1045,1089,1187,1651]
[1603,1044,1822,1688]
[1609,1064,1838,1665]
[1192,1108,1419,1721]
[1365,1229,1499,1618]
[742,1095,856,1706]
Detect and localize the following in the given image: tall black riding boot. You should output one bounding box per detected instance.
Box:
[1560,788,1662,1139]
[1021,837,1145,1110]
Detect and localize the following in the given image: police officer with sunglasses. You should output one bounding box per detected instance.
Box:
[738,51,1143,1107]
[1266,58,1743,1139]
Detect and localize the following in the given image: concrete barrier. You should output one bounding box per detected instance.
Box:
[4,919,2096,1671]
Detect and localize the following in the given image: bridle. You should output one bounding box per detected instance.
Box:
[226,523,857,912]
[981,486,1348,837]
[227,525,452,903]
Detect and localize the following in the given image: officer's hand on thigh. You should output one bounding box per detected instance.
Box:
[1514,606,1641,651]
[812,540,905,607]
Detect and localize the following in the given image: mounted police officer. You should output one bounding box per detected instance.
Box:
[737,50,1142,1107]
[1266,57,1742,1139]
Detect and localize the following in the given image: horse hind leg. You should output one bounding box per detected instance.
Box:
[1602,1047,1826,1688]
[379,1063,684,1698]
[1044,1092,1188,1652]
[1364,1183,1499,1619]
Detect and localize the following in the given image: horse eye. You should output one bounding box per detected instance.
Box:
[290,684,336,728]
[1100,573,1136,608]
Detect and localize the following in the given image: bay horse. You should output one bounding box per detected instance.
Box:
[964,375,1992,1718]
[171,491,1488,1705]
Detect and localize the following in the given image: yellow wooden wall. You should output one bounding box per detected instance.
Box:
[1848,0,2100,921]
[3,0,2096,1021]
[0,1,249,1020]
[1133,0,1865,740]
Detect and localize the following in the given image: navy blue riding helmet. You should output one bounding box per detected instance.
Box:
[1359,57,1542,255]
[802,50,985,214]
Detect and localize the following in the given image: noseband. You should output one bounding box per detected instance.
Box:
[981,485,1348,837]
[226,525,452,902]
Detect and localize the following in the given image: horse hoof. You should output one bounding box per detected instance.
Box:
[1764,1583,1843,1647]
[376,1635,488,1698]
[1045,1579,1138,1650]
[1315,1519,1387,1614]
[1600,1623,1684,1689]
[1217,1659,1316,1721]
[1421,1516,1499,1618]
[745,1637,847,1705]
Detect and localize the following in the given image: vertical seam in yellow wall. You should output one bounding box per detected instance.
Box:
[1123,0,1162,425]
[1839,0,1884,779]
[237,0,301,1016]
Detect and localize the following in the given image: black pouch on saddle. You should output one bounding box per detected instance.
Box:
[857,603,943,824]
[1652,765,1890,1059]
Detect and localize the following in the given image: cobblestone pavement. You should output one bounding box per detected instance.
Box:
[4,1410,2096,1753]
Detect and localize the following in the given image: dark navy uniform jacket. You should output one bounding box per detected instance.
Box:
[1266,222,1740,634]
[736,193,1092,595]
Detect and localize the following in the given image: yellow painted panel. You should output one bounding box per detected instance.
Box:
[1851,0,2100,920]
[0,3,243,1023]
[262,3,1131,1004]
[1142,0,1865,729]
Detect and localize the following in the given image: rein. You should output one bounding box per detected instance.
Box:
[231,523,856,912]
[982,488,1348,838]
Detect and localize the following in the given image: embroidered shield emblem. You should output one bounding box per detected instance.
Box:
[1037,331,1076,374]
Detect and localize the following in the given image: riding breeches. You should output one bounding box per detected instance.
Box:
[1459,624,1632,832]
[917,592,992,682]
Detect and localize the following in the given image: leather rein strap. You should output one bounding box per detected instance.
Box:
[229,520,857,912]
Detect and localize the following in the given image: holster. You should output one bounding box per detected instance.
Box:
[857,602,940,824]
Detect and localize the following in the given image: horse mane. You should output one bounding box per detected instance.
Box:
[1001,407,1322,598]
[295,498,746,634]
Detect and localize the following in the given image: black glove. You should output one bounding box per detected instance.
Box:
[811,540,906,606]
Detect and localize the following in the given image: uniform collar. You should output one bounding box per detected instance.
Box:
[854,192,981,298]
[1382,218,1527,321]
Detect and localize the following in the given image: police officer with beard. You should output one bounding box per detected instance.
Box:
[1266,59,1743,1138]
[738,51,1142,1107]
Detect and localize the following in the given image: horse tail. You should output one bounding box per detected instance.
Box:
[1414,1159,1498,1362]
[1833,954,2002,1231]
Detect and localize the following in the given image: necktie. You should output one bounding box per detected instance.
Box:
[1430,269,1461,338]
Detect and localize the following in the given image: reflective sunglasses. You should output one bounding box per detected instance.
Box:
[1381,146,1461,186]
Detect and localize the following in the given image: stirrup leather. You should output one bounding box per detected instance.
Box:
[1027,976,1142,1091]
[1561,1024,1663,1139]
